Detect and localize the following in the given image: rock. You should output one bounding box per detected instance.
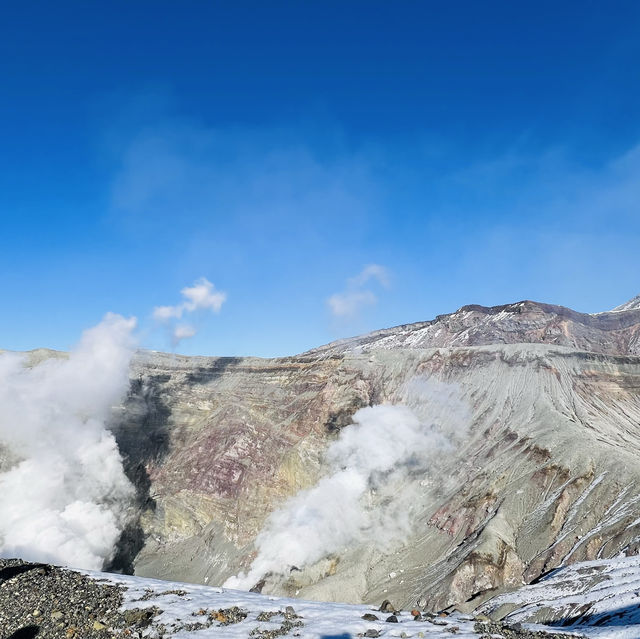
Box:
[122,607,160,627]
[93,621,106,630]
[211,607,248,625]
[362,613,378,621]
[364,631,380,638]
[378,599,395,613]
[428,618,449,626]
[32,610,41,617]
[250,579,266,594]
[51,610,64,621]
[284,605,296,618]
[410,609,420,617]
[385,615,398,623]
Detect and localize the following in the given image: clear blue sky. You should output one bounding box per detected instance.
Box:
[2,1,639,357]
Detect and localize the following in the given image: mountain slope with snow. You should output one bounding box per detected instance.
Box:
[306,299,640,356]
[613,295,640,312]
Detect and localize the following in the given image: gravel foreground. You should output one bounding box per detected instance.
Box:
[0,558,583,639]
[0,558,127,638]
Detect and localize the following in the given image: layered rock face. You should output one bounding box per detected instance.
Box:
[110,298,640,611]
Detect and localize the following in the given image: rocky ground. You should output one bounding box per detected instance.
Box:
[0,558,126,638]
[0,559,582,639]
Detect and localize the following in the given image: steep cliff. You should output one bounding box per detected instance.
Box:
[108,298,640,611]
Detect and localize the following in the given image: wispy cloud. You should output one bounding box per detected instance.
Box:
[348,263,390,288]
[181,278,226,312]
[153,277,226,346]
[327,290,378,318]
[328,264,390,319]
[109,118,380,250]
[172,324,197,342]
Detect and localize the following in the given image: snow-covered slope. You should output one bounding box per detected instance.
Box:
[481,555,640,639]
[98,557,640,638]
[97,570,486,638]
[613,295,640,312]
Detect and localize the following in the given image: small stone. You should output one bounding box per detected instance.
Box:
[32,610,41,617]
[410,609,421,617]
[386,614,398,623]
[250,579,266,593]
[445,626,459,634]
[418,633,424,638]
[123,607,159,627]
[378,599,395,613]
[364,631,380,638]
[474,614,491,622]
[93,621,106,631]
[51,611,64,621]
[428,618,448,626]
[400,633,408,638]
[362,613,379,621]
[285,605,296,618]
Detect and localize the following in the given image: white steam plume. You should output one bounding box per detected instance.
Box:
[225,378,470,590]
[0,313,137,569]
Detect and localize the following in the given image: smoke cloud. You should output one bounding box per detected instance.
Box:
[0,313,137,570]
[153,277,226,345]
[225,378,470,590]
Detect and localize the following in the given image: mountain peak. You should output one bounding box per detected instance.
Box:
[612,294,640,312]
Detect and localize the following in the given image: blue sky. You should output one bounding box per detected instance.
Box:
[1,1,640,357]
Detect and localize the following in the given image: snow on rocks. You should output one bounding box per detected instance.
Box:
[98,569,483,638]
[479,556,640,639]
[0,557,595,638]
